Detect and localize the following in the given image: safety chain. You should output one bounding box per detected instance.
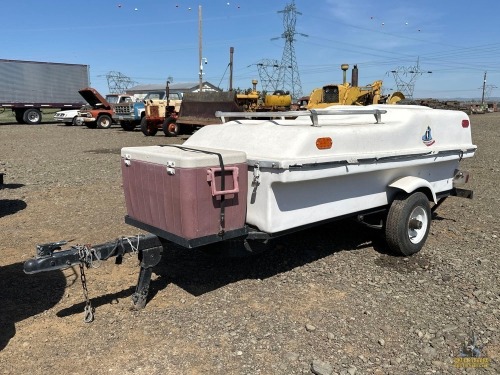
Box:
[77,244,97,323]
[73,238,140,323]
[124,235,140,256]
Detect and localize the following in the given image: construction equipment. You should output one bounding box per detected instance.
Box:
[137,90,244,137]
[236,80,292,112]
[307,64,404,109]
[175,91,243,131]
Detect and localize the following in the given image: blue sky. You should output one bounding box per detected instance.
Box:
[2,0,499,100]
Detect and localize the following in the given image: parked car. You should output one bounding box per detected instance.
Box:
[53,109,80,126]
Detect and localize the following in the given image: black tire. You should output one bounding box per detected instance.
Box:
[86,122,98,129]
[96,114,112,129]
[140,117,158,136]
[162,117,179,137]
[23,108,42,125]
[121,121,136,131]
[385,192,431,256]
[65,117,77,126]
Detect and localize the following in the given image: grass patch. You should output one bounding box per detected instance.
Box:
[0,108,60,124]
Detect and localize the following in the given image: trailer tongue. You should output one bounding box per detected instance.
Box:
[23,235,163,318]
[23,105,476,318]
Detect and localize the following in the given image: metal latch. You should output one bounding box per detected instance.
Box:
[453,169,470,186]
[124,154,132,166]
[166,161,175,175]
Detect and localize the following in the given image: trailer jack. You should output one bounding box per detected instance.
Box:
[131,244,163,309]
[23,234,164,318]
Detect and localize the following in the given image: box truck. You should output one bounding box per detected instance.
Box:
[0,59,89,124]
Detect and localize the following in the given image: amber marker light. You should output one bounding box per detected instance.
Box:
[316,137,332,149]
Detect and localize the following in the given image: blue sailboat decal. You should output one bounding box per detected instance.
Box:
[422,126,435,146]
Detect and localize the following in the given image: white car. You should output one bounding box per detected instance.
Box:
[53,109,80,126]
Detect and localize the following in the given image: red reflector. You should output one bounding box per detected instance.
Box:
[462,119,470,128]
[316,137,332,149]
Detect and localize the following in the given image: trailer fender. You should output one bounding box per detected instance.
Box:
[388,176,437,203]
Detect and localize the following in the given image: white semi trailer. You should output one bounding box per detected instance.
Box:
[0,59,89,124]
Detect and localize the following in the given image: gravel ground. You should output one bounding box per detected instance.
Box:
[0,113,498,375]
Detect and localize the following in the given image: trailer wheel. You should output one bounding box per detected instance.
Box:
[385,192,431,256]
[97,114,112,129]
[162,117,179,137]
[23,108,42,124]
[140,117,157,136]
[121,121,136,131]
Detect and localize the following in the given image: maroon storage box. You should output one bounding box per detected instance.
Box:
[121,145,248,246]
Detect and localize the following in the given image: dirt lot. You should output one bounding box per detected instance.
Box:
[0,113,498,375]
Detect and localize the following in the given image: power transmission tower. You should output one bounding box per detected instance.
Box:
[106,71,137,94]
[389,58,432,99]
[482,84,497,100]
[272,0,307,99]
[478,71,497,104]
[255,59,281,93]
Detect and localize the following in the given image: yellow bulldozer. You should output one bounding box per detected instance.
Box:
[306,64,404,109]
[236,80,292,112]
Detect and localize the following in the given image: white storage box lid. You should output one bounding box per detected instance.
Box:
[121,145,247,168]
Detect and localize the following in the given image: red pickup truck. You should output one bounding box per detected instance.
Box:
[76,88,133,129]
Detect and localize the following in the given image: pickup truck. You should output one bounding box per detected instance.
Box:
[75,88,133,129]
[113,91,166,131]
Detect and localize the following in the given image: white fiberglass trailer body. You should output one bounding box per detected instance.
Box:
[122,104,476,256]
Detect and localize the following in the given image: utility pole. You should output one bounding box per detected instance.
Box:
[481,71,487,106]
[229,47,234,91]
[198,5,203,92]
[477,71,496,104]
